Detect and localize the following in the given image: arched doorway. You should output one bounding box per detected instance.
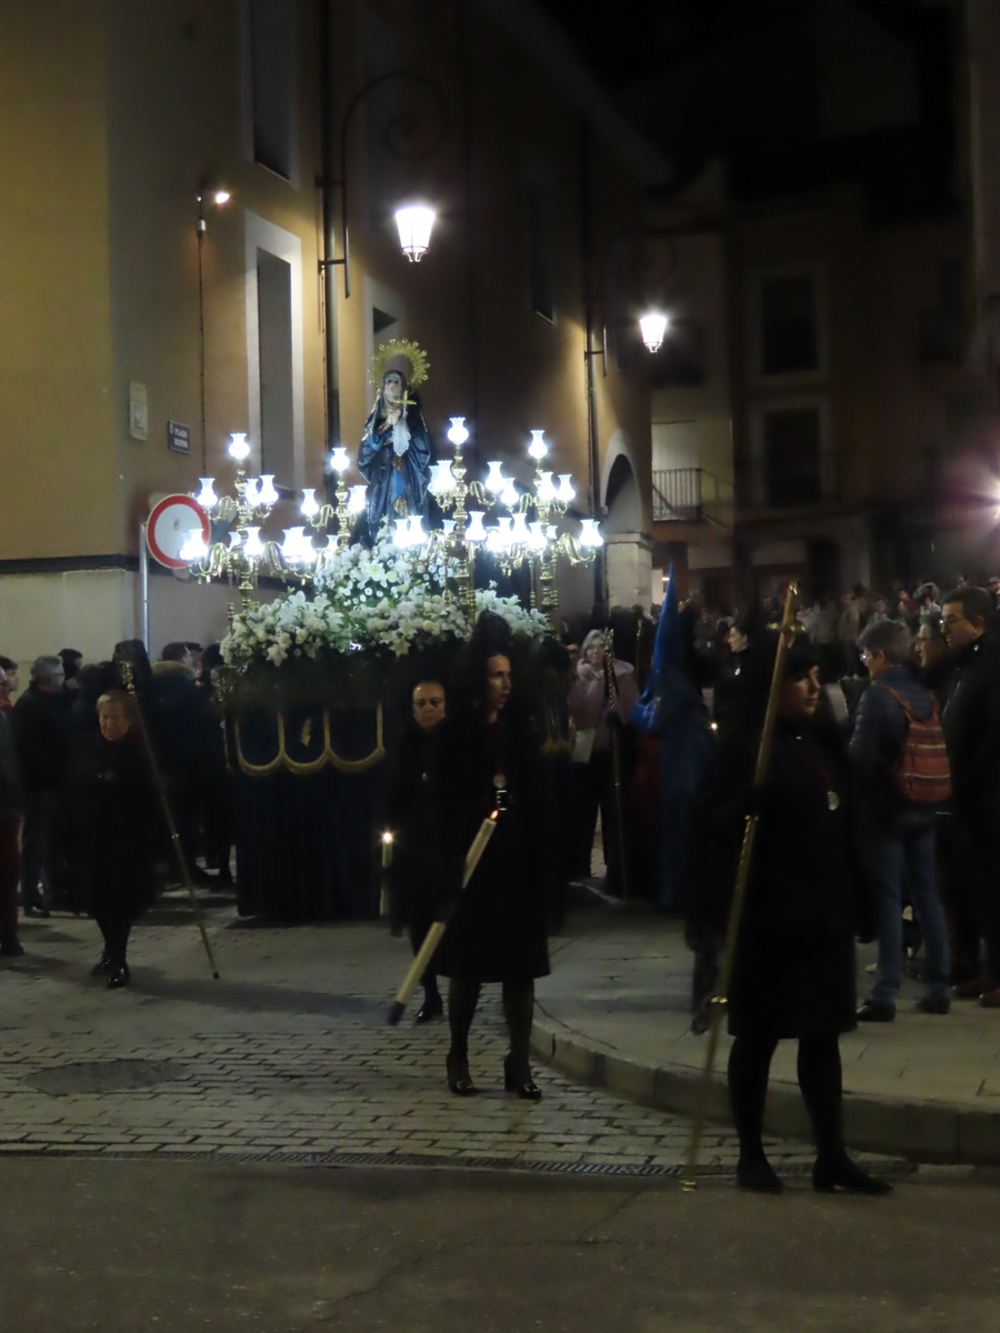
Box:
[602,434,653,609]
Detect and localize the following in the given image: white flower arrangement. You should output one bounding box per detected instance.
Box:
[221,530,547,671]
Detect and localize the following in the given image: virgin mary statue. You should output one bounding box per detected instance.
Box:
[357,340,434,538]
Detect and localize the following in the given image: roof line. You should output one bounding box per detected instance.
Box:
[474,0,671,185]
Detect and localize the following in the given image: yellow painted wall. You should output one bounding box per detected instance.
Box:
[0,0,654,649]
[0,0,117,558]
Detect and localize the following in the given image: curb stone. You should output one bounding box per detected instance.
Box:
[530,1015,1000,1166]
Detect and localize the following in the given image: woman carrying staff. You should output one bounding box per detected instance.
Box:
[686,635,890,1195]
[429,616,551,1100]
[68,690,158,988]
[383,668,450,1022]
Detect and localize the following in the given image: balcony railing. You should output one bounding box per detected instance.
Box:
[652,468,733,527]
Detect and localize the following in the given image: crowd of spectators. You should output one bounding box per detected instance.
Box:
[0,640,233,971]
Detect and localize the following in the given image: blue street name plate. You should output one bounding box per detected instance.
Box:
[167,420,192,454]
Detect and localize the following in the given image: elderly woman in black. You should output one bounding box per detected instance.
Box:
[429,617,550,1100]
[69,690,158,988]
[687,635,890,1195]
[383,668,449,1022]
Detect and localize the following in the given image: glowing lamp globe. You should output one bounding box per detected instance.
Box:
[557,474,575,504]
[347,484,368,515]
[281,526,308,562]
[527,430,548,461]
[228,432,250,462]
[179,528,208,561]
[393,518,410,547]
[329,446,350,473]
[499,477,519,508]
[466,510,487,542]
[447,417,470,447]
[639,311,669,354]
[243,526,265,558]
[579,518,603,548]
[195,478,218,510]
[528,521,547,551]
[300,487,320,519]
[537,471,557,503]
[258,474,279,507]
[406,515,425,546]
[484,461,506,494]
[243,477,261,507]
[428,460,456,496]
[394,203,436,263]
[510,512,530,544]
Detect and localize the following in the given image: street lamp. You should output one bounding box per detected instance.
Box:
[320,71,449,298]
[394,203,436,262]
[639,310,669,354]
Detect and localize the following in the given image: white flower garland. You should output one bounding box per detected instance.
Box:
[221,531,547,670]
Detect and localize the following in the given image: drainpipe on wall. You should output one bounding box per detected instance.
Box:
[580,119,605,610]
[318,0,340,456]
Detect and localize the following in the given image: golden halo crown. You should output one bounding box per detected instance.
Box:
[370,339,430,390]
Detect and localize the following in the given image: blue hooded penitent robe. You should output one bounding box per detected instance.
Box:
[631,573,715,910]
[357,380,434,538]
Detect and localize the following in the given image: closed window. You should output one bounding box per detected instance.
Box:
[763,405,822,506]
[760,273,818,375]
[526,176,555,322]
[248,0,295,180]
[256,250,294,483]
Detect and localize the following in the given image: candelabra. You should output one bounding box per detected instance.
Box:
[180,433,366,602]
[424,421,603,632]
[179,423,602,634]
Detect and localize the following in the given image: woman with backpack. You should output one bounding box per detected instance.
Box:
[849,618,952,1021]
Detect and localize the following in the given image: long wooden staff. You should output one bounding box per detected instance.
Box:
[387,810,499,1026]
[681,584,798,1190]
[602,629,630,901]
[120,660,221,980]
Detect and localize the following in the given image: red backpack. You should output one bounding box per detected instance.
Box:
[878,685,952,804]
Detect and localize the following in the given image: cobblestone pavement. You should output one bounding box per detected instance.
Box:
[0,897,890,1182]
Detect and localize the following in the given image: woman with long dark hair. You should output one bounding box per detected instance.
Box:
[429,615,551,1099]
[686,635,890,1194]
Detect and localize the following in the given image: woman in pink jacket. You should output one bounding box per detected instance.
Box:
[568,630,638,894]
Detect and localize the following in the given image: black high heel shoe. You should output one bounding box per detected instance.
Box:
[812,1156,892,1195]
[446,1051,477,1096]
[414,992,444,1024]
[503,1055,542,1101]
[91,953,112,977]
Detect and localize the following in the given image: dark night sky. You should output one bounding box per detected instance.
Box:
[537,0,956,216]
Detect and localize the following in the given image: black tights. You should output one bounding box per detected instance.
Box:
[728,1031,847,1167]
[408,921,440,1002]
[448,978,535,1079]
[95,913,132,967]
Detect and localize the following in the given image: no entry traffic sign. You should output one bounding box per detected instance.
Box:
[146,494,210,569]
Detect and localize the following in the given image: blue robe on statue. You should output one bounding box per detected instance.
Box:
[631,573,715,910]
[357,379,434,539]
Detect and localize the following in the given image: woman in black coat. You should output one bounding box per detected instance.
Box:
[686,636,890,1194]
[69,691,158,988]
[428,617,551,1100]
[383,670,449,1022]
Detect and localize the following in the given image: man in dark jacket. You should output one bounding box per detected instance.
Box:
[938,586,1000,1006]
[850,620,951,1020]
[151,648,213,881]
[10,655,72,916]
[0,670,25,954]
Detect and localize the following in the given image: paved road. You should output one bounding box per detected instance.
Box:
[0,899,830,1177]
[1,1157,996,1331]
[3,898,996,1332]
